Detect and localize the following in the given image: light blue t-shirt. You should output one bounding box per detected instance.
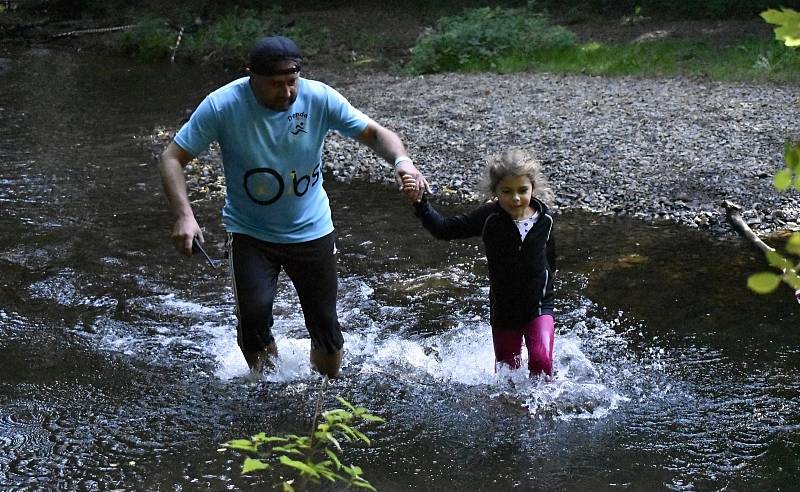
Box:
[175,77,370,243]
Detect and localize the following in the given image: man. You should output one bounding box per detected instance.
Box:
[158,35,428,378]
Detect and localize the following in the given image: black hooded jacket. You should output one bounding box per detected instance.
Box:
[414,197,556,328]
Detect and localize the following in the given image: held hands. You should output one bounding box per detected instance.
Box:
[394,160,430,203]
[400,174,421,203]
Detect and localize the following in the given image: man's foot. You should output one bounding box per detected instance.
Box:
[310,348,342,378]
[243,341,278,375]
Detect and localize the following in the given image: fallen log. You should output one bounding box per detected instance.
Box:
[48,25,133,40]
[721,200,775,254]
[722,199,800,303]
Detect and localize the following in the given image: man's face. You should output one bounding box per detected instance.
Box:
[248,61,299,111]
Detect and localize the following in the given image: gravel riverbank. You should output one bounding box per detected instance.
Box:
[158,70,800,238]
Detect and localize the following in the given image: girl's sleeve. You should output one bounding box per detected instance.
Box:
[413,200,484,240]
[546,229,557,272]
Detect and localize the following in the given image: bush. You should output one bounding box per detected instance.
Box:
[112,7,324,66]
[408,6,576,73]
[183,7,284,66]
[114,16,177,61]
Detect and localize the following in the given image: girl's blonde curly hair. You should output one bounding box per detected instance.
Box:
[479,148,554,205]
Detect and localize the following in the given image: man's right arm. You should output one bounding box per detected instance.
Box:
[158,141,203,256]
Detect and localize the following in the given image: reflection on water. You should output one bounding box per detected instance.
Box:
[0,46,798,491]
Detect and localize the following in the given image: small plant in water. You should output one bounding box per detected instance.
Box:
[223,385,384,491]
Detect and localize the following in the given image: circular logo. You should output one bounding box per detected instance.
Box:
[244,168,284,205]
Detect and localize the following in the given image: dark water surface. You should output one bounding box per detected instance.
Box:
[1,47,798,491]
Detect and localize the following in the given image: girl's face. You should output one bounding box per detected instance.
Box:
[496,174,534,220]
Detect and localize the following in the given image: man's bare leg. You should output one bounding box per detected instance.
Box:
[310,348,342,378]
[242,341,278,374]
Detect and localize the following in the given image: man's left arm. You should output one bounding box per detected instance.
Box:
[356,120,429,202]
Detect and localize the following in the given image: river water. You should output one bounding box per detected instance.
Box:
[1,47,798,491]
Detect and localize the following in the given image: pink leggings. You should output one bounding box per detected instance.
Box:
[492,315,554,376]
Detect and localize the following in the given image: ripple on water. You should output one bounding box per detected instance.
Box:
[0,402,54,484]
[19,259,796,490]
[0,309,28,338]
[28,267,118,309]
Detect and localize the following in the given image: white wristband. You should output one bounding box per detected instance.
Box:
[394,155,412,167]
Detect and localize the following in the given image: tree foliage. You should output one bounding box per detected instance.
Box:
[762,8,800,47]
[746,9,800,298]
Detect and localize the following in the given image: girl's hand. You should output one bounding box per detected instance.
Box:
[400,174,419,202]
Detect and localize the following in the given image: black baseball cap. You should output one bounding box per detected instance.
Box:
[249,36,303,76]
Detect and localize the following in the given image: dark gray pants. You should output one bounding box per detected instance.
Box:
[228,231,343,355]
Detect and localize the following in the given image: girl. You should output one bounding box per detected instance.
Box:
[402,149,556,376]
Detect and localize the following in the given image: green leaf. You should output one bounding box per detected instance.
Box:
[316,431,342,451]
[776,25,800,47]
[766,251,793,270]
[313,462,340,482]
[762,8,795,25]
[346,465,364,477]
[272,445,305,456]
[783,270,800,290]
[359,413,385,424]
[251,433,289,444]
[242,457,270,474]
[349,427,371,445]
[783,146,800,171]
[324,409,353,421]
[747,272,782,294]
[787,232,800,256]
[350,478,378,491]
[762,8,800,46]
[335,423,358,441]
[279,456,320,479]
[224,439,258,453]
[774,168,793,191]
[325,448,343,470]
[336,396,357,412]
[787,147,800,171]
[282,480,295,492]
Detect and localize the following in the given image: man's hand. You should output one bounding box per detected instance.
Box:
[395,160,430,203]
[172,214,203,256]
[158,141,202,256]
[355,121,430,202]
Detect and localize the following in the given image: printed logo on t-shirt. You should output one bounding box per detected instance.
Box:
[244,161,322,205]
[288,112,308,135]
